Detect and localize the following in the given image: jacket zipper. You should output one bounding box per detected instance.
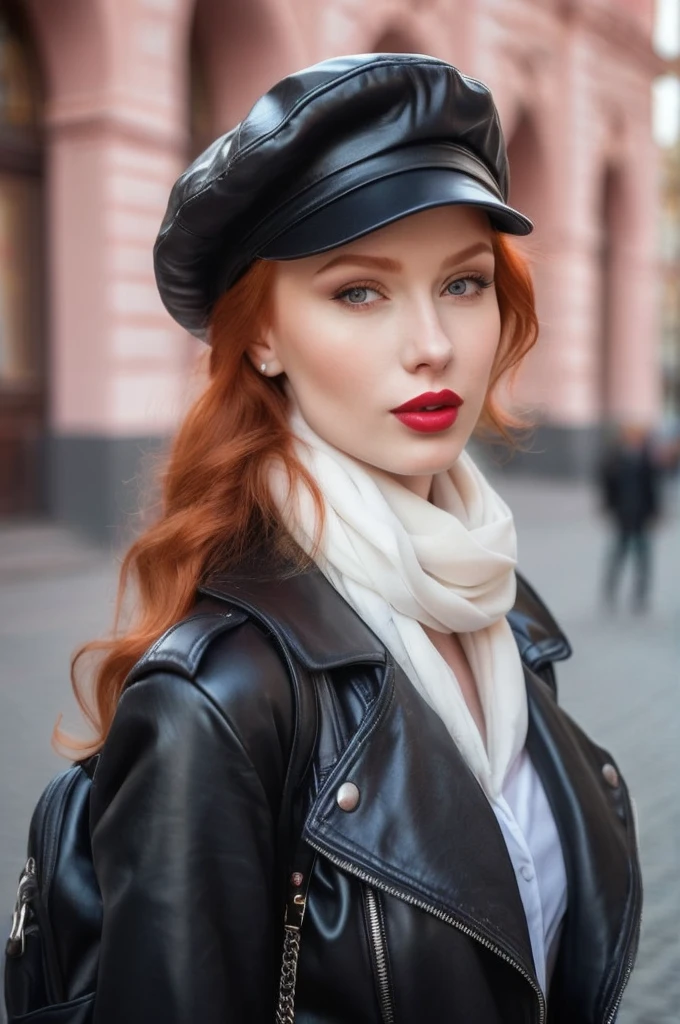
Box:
[364,886,395,1024]
[603,952,635,1024]
[601,774,644,1024]
[602,869,642,1021]
[307,838,545,1024]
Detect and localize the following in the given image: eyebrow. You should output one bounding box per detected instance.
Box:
[315,241,494,276]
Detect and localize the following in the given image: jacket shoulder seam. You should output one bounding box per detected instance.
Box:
[125,607,248,686]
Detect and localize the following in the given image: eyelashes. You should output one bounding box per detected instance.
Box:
[332,282,383,306]
[444,273,494,297]
[332,273,495,309]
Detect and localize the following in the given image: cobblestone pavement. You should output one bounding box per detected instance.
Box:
[492,473,680,1024]
[0,475,677,1023]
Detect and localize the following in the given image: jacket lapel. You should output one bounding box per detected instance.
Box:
[203,565,536,982]
[202,563,638,1016]
[304,655,538,983]
[525,671,641,1021]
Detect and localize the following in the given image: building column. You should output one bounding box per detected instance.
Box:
[605,136,661,424]
[29,0,193,543]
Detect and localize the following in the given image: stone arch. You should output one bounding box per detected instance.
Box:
[504,108,551,404]
[189,0,306,147]
[506,109,547,227]
[24,0,108,109]
[372,26,424,54]
[0,0,47,516]
[597,159,634,422]
[366,2,443,58]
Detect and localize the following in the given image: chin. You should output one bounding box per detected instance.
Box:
[374,439,468,478]
[405,437,468,472]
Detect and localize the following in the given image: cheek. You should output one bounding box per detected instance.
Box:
[457,306,501,384]
[276,307,372,401]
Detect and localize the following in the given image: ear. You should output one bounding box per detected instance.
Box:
[246,323,285,378]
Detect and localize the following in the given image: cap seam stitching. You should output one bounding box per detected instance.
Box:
[239,147,504,253]
[159,58,476,244]
[230,58,463,170]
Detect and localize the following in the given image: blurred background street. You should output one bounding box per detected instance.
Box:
[1,0,679,1021]
[1,473,678,1024]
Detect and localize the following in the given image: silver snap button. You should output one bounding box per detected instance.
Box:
[336,781,360,812]
[602,763,619,788]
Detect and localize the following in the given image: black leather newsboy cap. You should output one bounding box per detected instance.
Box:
[154,53,532,338]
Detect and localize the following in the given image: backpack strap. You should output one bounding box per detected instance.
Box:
[123,592,319,906]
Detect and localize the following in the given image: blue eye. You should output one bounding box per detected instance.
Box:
[445,275,492,297]
[334,284,383,307]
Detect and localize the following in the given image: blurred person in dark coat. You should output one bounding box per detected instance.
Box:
[600,422,661,612]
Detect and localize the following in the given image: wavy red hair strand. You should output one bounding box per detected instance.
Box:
[63,233,537,753]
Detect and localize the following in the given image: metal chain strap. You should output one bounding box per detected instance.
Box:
[276,923,302,1024]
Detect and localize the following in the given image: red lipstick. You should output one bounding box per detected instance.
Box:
[391,389,464,433]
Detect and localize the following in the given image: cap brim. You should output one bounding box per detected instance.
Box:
[258,167,532,261]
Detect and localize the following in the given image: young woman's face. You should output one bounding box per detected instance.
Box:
[260,205,501,495]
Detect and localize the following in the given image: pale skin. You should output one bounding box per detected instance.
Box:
[249,205,503,741]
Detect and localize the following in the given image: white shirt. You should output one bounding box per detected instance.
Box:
[491,747,568,995]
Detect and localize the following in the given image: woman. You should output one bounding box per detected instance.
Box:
[80,55,639,1023]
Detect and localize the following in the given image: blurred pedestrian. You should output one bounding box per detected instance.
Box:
[600,422,661,612]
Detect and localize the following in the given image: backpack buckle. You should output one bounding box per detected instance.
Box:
[6,858,36,959]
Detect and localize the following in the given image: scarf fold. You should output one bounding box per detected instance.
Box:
[270,405,528,799]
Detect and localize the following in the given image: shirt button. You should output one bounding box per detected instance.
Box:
[520,864,535,882]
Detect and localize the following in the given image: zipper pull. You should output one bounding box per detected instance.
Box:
[6,857,37,958]
[285,870,309,932]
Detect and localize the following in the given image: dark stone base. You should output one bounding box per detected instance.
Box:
[49,434,169,546]
[474,424,604,479]
[49,425,601,545]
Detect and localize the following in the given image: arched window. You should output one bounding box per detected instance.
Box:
[0,2,44,516]
[189,11,214,160]
[0,14,39,129]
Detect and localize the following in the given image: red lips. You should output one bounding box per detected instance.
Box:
[391,390,464,434]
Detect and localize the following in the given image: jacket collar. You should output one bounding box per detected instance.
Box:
[508,573,572,673]
[201,564,569,674]
[201,565,386,670]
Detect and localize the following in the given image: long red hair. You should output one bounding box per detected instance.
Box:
[64,232,537,753]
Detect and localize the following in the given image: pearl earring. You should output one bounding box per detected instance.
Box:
[260,363,267,374]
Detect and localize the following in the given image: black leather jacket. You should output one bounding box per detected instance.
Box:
[89,567,641,1024]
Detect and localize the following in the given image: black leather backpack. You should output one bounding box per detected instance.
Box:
[3,595,320,1024]
[5,758,101,1024]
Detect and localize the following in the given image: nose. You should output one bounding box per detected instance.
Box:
[400,294,453,375]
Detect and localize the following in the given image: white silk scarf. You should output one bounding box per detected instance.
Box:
[270,406,528,799]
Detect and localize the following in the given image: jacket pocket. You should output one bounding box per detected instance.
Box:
[363,886,395,1024]
[7,991,94,1024]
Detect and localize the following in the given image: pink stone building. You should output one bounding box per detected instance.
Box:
[0,0,665,538]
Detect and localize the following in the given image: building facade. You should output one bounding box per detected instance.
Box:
[0,0,665,539]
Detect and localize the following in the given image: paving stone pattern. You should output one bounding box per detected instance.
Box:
[0,475,677,1022]
[492,473,680,1024]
